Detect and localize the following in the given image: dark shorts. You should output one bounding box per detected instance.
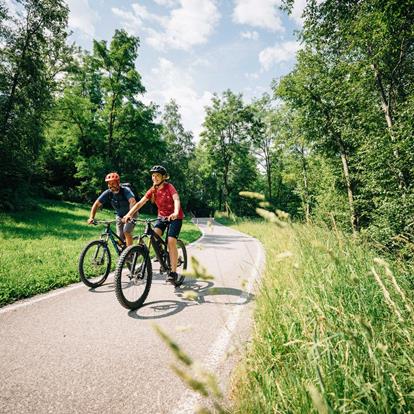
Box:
[154,218,182,239]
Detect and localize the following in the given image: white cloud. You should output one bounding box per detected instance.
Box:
[112,4,164,35]
[153,0,179,6]
[142,58,213,141]
[67,0,99,38]
[240,31,259,40]
[111,8,142,35]
[290,0,306,26]
[233,0,284,32]
[245,72,260,79]
[4,0,19,17]
[190,57,211,68]
[114,0,220,51]
[259,40,300,71]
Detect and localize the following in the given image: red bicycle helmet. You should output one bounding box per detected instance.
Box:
[105,172,120,182]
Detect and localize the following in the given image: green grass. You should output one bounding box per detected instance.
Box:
[219,218,414,413]
[0,199,202,307]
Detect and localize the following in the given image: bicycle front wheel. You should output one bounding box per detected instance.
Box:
[79,240,111,288]
[114,245,152,310]
[175,239,187,287]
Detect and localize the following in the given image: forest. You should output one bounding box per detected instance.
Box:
[1,0,413,259]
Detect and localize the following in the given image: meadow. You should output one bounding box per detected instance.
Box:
[0,199,201,306]
[222,218,414,413]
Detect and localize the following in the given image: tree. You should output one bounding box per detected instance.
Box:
[0,0,71,208]
[277,50,367,234]
[42,31,163,201]
[302,0,414,190]
[200,90,255,213]
[249,94,277,201]
[160,99,195,208]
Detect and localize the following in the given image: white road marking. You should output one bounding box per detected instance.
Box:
[0,283,85,314]
[172,222,265,414]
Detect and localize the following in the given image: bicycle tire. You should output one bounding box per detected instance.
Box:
[79,240,111,288]
[174,239,187,287]
[114,245,152,310]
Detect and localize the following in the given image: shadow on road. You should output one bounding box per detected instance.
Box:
[197,233,254,250]
[127,277,255,320]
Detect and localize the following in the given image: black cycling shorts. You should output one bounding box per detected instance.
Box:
[154,218,182,239]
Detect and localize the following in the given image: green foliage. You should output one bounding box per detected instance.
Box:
[198,90,260,216]
[229,219,414,413]
[0,0,72,209]
[274,0,414,250]
[41,30,163,201]
[160,99,195,209]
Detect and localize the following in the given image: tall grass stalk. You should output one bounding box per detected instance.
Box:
[226,219,414,413]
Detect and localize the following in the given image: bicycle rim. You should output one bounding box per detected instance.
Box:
[114,245,152,310]
[79,240,111,288]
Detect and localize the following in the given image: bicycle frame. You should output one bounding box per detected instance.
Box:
[96,220,125,255]
[135,218,171,273]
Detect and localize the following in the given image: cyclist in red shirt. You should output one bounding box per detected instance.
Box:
[123,165,184,284]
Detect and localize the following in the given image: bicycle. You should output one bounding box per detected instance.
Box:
[114,217,188,310]
[78,219,136,288]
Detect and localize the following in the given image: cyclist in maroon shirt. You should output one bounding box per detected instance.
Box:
[123,165,184,284]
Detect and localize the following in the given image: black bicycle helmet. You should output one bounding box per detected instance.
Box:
[149,165,168,175]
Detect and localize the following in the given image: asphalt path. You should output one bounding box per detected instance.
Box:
[0,218,264,414]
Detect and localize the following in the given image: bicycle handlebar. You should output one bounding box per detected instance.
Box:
[130,217,170,224]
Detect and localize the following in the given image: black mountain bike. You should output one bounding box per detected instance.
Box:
[114,218,187,310]
[78,219,133,288]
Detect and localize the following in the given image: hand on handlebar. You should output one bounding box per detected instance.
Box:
[122,215,133,223]
[168,213,178,221]
[87,218,96,225]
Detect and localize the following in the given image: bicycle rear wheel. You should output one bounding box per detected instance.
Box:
[79,240,111,288]
[114,245,152,310]
[174,239,187,287]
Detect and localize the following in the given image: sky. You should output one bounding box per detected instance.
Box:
[62,1,305,140]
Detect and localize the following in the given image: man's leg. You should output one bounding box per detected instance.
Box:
[123,220,136,247]
[116,217,125,242]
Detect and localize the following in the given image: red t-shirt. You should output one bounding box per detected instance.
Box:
[145,183,184,219]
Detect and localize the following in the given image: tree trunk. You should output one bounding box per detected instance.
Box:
[218,190,222,211]
[223,162,229,210]
[371,62,407,189]
[1,33,31,138]
[338,139,357,235]
[265,151,272,201]
[300,145,310,223]
[108,95,116,160]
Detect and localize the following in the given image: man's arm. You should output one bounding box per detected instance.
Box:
[128,197,137,209]
[88,200,102,224]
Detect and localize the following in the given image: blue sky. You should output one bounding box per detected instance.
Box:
[65,1,305,139]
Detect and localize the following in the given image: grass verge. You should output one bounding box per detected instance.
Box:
[220,218,414,413]
[0,199,201,307]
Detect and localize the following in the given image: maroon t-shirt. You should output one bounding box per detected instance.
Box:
[145,183,184,219]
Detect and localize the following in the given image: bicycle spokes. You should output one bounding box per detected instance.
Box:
[115,245,152,308]
[79,240,111,288]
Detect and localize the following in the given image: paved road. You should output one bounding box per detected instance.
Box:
[0,219,264,414]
